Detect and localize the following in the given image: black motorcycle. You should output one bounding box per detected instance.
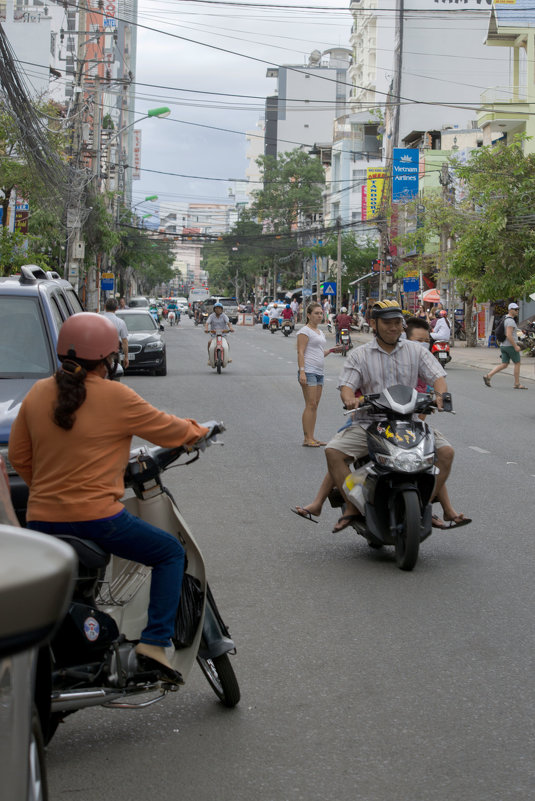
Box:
[332,385,453,571]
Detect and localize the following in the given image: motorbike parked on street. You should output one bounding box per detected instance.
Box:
[38,422,240,743]
[207,330,231,373]
[431,339,451,366]
[333,386,453,571]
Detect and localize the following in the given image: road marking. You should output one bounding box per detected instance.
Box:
[469,446,490,454]
[506,461,518,465]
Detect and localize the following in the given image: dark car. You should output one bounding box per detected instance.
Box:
[116,309,167,375]
[0,265,85,522]
[0,454,76,801]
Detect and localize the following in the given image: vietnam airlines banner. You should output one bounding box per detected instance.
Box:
[392,149,419,203]
[366,168,385,219]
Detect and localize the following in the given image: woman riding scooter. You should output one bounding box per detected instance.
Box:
[9,313,209,685]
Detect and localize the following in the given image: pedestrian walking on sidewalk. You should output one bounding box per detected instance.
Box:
[483,303,528,389]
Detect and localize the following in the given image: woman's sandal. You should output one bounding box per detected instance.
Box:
[514,384,528,390]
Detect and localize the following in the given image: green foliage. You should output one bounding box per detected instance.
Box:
[250,150,325,234]
[115,210,175,293]
[202,218,271,299]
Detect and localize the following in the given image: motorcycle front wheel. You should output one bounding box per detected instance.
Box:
[197,651,240,708]
[394,490,420,571]
[216,356,222,374]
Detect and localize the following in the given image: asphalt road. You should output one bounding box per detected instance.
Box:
[47,319,534,801]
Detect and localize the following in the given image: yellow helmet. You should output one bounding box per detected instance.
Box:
[371,300,403,319]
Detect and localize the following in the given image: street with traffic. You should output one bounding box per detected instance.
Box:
[45,317,534,801]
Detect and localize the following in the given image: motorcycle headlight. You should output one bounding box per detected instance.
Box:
[144,341,164,352]
[375,451,434,473]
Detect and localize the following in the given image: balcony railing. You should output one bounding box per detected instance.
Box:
[480,86,527,104]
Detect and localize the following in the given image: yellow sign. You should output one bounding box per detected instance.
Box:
[102,272,115,279]
[366,168,385,220]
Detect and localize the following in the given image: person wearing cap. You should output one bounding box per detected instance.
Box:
[204,302,234,360]
[483,303,527,389]
[306,300,468,532]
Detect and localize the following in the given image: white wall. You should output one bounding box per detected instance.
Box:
[399,2,510,139]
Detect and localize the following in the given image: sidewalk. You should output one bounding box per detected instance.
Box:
[318,326,535,384]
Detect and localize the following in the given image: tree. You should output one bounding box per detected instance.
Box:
[202,218,271,300]
[115,212,175,294]
[248,150,325,284]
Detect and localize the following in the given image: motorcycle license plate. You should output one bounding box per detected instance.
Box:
[439,353,447,361]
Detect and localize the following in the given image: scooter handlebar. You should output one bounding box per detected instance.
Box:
[125,422,225,485]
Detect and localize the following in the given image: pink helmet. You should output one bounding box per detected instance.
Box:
[57,313,118,361]
[439,309,448,317]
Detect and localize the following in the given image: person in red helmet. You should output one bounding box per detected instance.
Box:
[431,309,451,342]
[9,313,208,685]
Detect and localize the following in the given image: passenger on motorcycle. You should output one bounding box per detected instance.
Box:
[9,313,209,685]
[204,302,234,356]
[431,309,451,341]
[281,304,294,322]
[334,307,353,345]
[292,301,470,532]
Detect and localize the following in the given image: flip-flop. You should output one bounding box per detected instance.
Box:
[302,442,321,447]
[442,516,472,530]
[332,514,361,533]
[313,440,327,446]
[291,507,319,524]
[514,385,528,390]
[432,514,445,529]
[483,376,491,387]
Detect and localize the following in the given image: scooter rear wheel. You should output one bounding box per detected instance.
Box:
[197,650,240,707]
[394,490,420,571]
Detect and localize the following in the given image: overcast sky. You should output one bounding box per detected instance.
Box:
[132,0,352,216]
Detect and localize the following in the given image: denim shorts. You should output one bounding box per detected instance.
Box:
[298,371,324,386]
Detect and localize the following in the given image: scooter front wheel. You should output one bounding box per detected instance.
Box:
[216,355,222,374]
[197,650,240,707]
[394,490,420,571]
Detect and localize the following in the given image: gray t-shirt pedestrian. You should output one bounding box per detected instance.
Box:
[503,315,518,346]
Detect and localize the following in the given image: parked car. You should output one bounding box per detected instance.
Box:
[0,454,76,801]
[0,265,85,523]
[116,309,167,375]
[127,296,149,308]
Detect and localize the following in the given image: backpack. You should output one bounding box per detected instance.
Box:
[494,315,506,344]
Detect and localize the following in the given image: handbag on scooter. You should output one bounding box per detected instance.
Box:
[173,573,204,648]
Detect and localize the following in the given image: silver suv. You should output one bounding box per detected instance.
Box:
[203,296,239,324]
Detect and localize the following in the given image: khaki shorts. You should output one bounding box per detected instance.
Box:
[326,423,450,459]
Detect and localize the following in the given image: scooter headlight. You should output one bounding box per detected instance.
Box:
[375,451,435,473]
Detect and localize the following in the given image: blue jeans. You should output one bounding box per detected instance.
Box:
[28,509,185,648]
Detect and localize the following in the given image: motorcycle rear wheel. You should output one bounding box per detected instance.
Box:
[197,651,240,708]
[394,490,420,571]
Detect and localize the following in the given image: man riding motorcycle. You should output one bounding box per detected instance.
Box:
[334,306,353,345]
[204,302,234,360]
[294,301,470,532]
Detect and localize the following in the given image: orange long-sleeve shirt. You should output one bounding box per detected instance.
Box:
[9,373,208,522]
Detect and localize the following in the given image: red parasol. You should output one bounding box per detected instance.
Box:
[422,288,441,303]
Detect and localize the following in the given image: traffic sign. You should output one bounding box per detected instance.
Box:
[322,282,336,295]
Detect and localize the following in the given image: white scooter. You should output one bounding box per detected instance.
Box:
[207,330,231,373]
[38,423,240,742]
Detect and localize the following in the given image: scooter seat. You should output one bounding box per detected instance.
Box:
[53,535,110,569]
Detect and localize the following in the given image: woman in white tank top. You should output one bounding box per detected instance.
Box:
[297,302,338,447]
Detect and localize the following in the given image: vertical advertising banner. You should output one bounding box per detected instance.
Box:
[133,129,142,180]
[366,168,385,219]
[392,149,419,203]
[361,185,367,221]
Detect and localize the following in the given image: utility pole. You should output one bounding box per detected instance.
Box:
[336,216,342,313]
[439,161,453,345]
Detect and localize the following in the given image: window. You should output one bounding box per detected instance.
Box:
[0,297,54,377]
